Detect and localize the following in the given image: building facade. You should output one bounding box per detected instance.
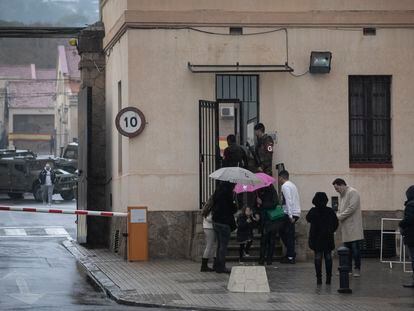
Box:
[0,65,35,148]
[6,79,55,155]
[55,45,80,156]
[100,0,414,259]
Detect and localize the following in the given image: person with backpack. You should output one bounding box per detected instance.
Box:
[306,192,339,285]
[256,184,280,265]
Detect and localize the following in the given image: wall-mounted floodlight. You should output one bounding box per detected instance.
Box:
[309,51,332,74]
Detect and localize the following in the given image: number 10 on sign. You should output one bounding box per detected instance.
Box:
[115,107,146,138]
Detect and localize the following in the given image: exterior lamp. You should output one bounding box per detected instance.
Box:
[309,51,332,73]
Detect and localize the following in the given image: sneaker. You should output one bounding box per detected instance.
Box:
[353,269,360,277]
[244,252,250,257]
[280,257,296,264]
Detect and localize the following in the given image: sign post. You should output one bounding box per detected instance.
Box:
[127,206,148,261]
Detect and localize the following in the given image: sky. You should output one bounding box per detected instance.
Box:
[0,0,99,26]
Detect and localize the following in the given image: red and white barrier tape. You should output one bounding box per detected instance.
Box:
[0,205,128,217]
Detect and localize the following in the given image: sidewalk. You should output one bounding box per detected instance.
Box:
[63,240,414,311]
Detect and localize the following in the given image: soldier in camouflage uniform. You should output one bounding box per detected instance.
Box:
[254,123,274,176]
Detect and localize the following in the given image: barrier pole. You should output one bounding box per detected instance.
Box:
[0,205,127,217]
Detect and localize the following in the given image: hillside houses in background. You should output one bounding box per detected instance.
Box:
[0,46,80,155]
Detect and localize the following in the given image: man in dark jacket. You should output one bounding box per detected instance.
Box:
[222,134,247,168]
[38,162,56,207]
[212,181,237,274]
[400,185,414,288]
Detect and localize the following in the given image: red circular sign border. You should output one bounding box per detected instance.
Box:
[115,107,146,138]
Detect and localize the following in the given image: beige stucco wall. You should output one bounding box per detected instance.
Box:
[103,2,414,215]
[105,32,129,213]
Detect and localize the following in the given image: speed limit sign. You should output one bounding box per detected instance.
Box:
[115,107,146,137]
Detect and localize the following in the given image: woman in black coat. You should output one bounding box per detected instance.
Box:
[399,185,414,288]
[212,181,237,274]
[306,192,338,285]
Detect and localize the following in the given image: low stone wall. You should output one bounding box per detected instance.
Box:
[108,209,405,261]
[109,211,199,260]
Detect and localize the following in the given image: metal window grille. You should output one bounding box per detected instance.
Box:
[216,75,259,130]
[349,76,391,163]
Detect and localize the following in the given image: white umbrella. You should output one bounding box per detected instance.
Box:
[209,167,262,185]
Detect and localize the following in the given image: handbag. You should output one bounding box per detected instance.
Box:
[266,205,285,221]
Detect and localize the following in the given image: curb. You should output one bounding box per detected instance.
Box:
[62,240,239,311]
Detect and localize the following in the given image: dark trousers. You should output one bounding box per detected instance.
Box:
[409,246,414,273]
[213,222,231,271]
[239,240,252,260]
[259,230,276,263]
[344,240,362,270]
[314,251,333,278]
[279,216,299,258]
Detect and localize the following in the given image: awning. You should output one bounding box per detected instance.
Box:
[188,62,293,73]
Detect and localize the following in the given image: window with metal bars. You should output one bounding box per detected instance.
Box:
[349,76,392,165]
[216,75,259,145]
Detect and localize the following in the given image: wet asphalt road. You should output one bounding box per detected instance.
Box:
[0,195,179,310]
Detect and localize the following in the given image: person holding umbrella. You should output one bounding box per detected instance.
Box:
[209,167,262,274]
[234,172,280,265]
[212,181,237,274]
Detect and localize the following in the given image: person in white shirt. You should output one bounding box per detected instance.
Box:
[278,170,301,264]
[38,163,56,207]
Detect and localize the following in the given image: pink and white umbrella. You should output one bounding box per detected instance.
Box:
[234,172,276,194]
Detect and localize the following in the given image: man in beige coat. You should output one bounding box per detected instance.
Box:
[333,178,364,277]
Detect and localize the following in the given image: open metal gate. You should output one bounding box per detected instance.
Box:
[199,100,219,209]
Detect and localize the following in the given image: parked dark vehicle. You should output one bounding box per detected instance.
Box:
[0,157,76,201]
[54,142,78,173]
[0,149,36,159]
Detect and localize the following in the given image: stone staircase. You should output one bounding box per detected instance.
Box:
[226,229,283,262]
